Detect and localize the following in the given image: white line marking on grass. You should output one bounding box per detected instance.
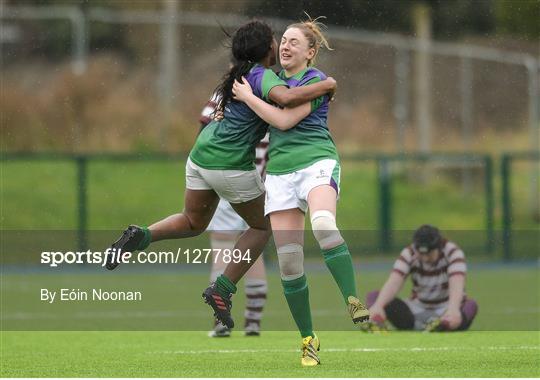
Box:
[149,346,540,355]
[2,310,191,320]
[2,307,540,320]
[4,307,539,320]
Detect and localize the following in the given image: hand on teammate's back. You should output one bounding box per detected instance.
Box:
[232,76,253,102]
[213,110,224,121]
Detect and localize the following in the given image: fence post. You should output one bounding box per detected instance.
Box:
[525,59,540,221]
[70,6,87,75]
[484,155,495,254]
[501,154,512,261]
[460,56,474,194]
[76,156,88,251]
[378,158,392,252]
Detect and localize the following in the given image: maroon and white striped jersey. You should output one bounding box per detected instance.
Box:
[392,240,467,306]
[199,92,269,177]
[199,93,220,127]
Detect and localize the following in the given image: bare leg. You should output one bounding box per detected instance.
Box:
[149,188,219,242]
[270,208,305,248]
[244,254,266,279]
[307,185,337,221]
[211,228,268,333]
[209,231,240,333]
[209,232,240,282]
[223,194,271,283]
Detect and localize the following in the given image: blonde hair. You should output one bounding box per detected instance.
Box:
[287,13,333,66]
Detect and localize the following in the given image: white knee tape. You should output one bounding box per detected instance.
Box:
[310,210,344,249]
[277,243,304,281]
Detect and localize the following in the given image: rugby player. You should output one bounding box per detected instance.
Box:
[365,224,478,332]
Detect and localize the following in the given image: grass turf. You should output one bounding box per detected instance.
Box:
[1,269,539,377]
[3,158,538,260]
[1,331,539,377]
[1,158,538,376]
[2,269,538,331]
[3,158,535,230]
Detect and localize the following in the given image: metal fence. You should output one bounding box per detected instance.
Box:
[500,151,540,261]
[5,151,530,259]
[2,5,539,218]
[1,5,538,259]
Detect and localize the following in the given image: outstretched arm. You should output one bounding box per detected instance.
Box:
[233,78,311,130]
[269,77,336,107]
[369,271,406,321]
[441,273,465,329]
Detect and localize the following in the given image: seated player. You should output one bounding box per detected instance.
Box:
[365,224,478,331]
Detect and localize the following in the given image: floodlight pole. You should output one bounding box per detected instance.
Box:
[413,4,432,156]
[158,0,179,151]
[394,48,409,153]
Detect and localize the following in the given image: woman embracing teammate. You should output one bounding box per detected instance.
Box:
[106,19,338,365]
[209,17,370,367]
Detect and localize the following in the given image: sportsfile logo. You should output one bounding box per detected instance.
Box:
[40,248,135,268]
[40,248,251,267]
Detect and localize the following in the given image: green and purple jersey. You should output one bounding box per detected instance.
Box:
[266,67,339,175]
[190,64,286,170]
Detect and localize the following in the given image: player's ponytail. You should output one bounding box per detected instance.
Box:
[288,14,332,66]
[214,20,274,113]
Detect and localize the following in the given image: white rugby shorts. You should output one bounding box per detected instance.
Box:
[404,298,448,330]
[206,199,247,232]
[264,159,340,215]
[185,158,265,204]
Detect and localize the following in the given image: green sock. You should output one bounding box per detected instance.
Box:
[282,275,314,338]
[215,274,237,297]
[137,227,152,250]
[322,242,357,303]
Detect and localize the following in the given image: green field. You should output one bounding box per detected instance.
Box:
[1,268,539,377]
[1,331,539,377]
[2,158,538,260]
[2,158,532,230]
[1,158,539,377]
[2,269,538,331]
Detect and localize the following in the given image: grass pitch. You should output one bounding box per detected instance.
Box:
[1,269,539,377]
[1,331,539,377]
[1,159,539,376]
[0,159,502,230]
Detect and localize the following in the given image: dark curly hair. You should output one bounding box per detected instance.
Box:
[214,20,274,113]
